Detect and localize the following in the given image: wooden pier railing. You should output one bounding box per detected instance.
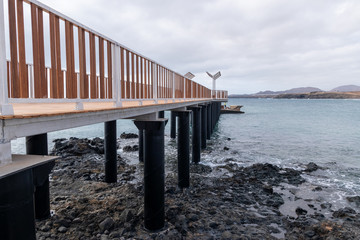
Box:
[0,0,227,114]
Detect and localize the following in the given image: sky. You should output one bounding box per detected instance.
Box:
[34,0,360,93]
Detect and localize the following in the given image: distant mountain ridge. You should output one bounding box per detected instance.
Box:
[228,85,360,98]
[256,87,323,95]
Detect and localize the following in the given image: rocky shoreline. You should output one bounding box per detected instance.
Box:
[35,136,360,239]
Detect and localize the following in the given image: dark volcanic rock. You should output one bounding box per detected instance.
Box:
[234,163,305,186]
[347,196,360,207]
[123,145,139,152]
[120,132,138,139]
[99,217,114,232]
[296,207,308,216]
[304,162,321,172]
[332,207,356,219]
[52,137,104,156]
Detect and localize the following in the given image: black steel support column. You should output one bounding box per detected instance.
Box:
[207,102,212,138]
[188,106,201,164]
[158,111,165,118]
[176,111,191,188]
[217,102,221,122]
[212,103,216,133]
[139,129,144,162]
[200,105,207,149]
[26,133,54,220]
[0,170,36,240]
[170,111,177,139]
[105,121,117,183]
[134,119,168,231]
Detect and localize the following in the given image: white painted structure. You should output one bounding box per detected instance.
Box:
[206,71,222,98]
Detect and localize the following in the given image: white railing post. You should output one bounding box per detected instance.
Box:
[113,44,122,107]
[0,0,13,116]
[75,73,84,110]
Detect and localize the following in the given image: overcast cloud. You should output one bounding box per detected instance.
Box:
[40,0,360,94]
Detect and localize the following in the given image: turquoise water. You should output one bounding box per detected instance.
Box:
[11,98,360,209]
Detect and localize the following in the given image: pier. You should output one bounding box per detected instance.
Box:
[0,0,227,239]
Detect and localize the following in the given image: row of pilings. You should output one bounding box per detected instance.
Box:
[0,101,222,239]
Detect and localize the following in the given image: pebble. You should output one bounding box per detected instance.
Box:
[57,226,67,233]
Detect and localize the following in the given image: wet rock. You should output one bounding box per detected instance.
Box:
[312,186,322,191]
[304,162,320,172]
[52,137,104,156]
[296,207,308,216]
[190,164,212,174]
[346,196,360,207]
[39,225,50,232]
[120,132,138,139]
[209,221,219,229]
[262,184,273,194]
[320,202,332,209]
[332,207,356,219]
[123,145,139,152]
[99,217,114,232]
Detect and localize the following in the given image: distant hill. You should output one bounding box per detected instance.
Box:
[254,87,323,96]
[229,85,360,99]
[275,91,360,99]
[331,85,360,92]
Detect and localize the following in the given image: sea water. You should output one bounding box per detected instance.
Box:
[11,98,360,209]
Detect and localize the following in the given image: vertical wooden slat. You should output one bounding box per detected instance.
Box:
[78,27,88,98]
[49,13,57,98]
[8,0,19,98]
[126,50,130,99]
[55,16,63,98]
[161,67,164,98]
[16,0,28,97]
[144,59,147,99]
[157,65,160,98]
[136,54,139,99]
[89,32,96,98]
[107,41,112,99]
[37,8,47,98]
[148,61,154,98]
[65,21,76,98]
[140,57,143,99]
[31,4,40,98]
[120,47,124,98]
[131,52,135,98]
[99,37,105,98]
